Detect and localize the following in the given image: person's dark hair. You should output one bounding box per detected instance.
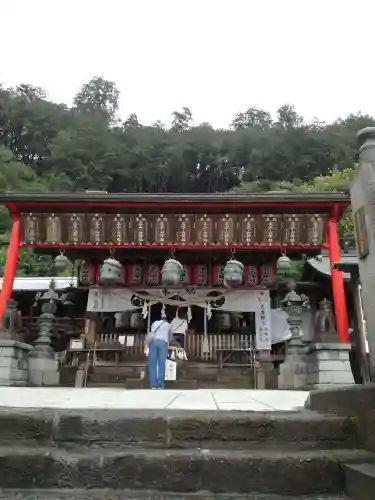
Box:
[165,310,174,323]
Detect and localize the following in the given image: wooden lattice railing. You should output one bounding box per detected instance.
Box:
[96,332,252,361]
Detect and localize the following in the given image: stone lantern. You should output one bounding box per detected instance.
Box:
[278,280,309,389]
[29,280,62,386]
[280,281,305,349]
[223,258,244,287]
[34,279,62,308]
[99,257,122,285]
[161,258,184,287]
[31,301,57,360]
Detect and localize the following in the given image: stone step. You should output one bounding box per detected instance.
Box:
[0,409,360,450]
[0,446,371,494]
[88,375,255,390]
[0,490,350,499]
[344,462,375,500]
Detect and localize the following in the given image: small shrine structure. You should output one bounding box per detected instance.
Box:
[0,191,354,388]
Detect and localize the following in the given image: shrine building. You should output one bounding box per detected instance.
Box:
[0,191,361,389]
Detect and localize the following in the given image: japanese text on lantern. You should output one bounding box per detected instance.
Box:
[196,214,213,245]
[176,214,191,244]
[241,215,256,245]
[154,214,169,244]
[46,213,61,244]
[217,214,235,245]
[110,214,128,245]
[22,213,39,244]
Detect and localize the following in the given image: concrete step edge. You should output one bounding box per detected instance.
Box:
[0,490,351,500]
[0,448,368,495]
[344,462,375,477]
[0,445,371,459]
[344,462,375,500]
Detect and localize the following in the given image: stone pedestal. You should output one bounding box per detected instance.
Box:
[278,344,309,389]
[74,366,85,388]
[28,357,60,386]
[0,340,33,386]
[306,343,354,388]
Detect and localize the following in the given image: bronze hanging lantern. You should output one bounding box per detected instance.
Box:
[223,258,244,287]
[99,254,122,285]
[161,258,184,287]
[54,252,70,273]
[276,254,292,272]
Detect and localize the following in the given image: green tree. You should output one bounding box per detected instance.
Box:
[298,168,355,245]
[14,83,47,101]
[171,107,193,132]
[232,106,272,130]
[74,76,120,122]
[276,104,303,129]
[123,113,141,129]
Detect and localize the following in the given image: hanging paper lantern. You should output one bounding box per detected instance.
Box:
[211,264,225,286]
[244,265,259,286]
[260,264,276,285]
[193,264,208,286]
[179,264,192,285]
[161,258,184,286]
[126,263,143,285]
[223,258,244,287]
[146,264,161,286]
[54,252,70,273]
[119,264,127,285]
[78,261,96,286]
[99,257,122,285]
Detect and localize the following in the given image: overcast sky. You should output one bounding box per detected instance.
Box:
[1,0,372,128]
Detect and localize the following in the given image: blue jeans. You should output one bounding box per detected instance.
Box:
[148,338,168,388]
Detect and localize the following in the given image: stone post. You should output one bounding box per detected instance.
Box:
[351,127,375,381]
[28,301,60,386]
[278,282,309,389]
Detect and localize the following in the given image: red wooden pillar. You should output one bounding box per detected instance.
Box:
[0,213,21,321]
[327,217,349,343]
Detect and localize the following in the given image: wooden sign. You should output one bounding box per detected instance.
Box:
[354,206,369,259]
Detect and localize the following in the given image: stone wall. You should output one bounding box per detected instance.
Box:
[306,385,375,452]
[0,341,32,386]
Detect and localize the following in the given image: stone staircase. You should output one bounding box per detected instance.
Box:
[0,407,373,499]
[79,363,268,389]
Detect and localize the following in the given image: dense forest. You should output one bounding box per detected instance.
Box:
[0,76,372,275]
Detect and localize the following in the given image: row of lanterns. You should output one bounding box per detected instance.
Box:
[54,251,246,288]
[55,250,292,288]
[160,256,244,288]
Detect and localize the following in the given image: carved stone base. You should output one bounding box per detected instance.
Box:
[278,348,310,389]
[0,340,33,386]
[305,343,354,388]
[28,357,60,386]
[314,332,339,344]
[255,350,279,389]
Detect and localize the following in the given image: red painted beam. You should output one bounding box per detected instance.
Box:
[20,243,324,251]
